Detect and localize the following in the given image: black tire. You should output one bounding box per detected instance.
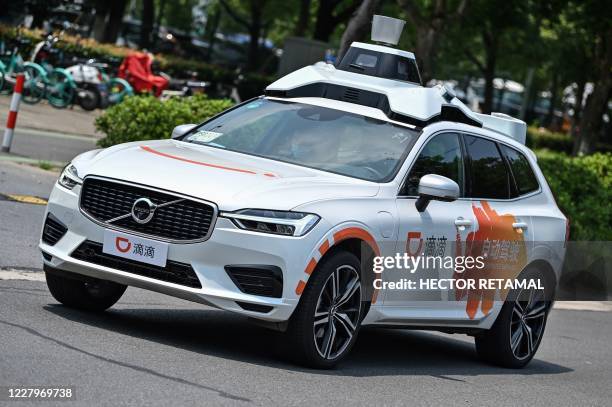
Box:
[287,251,364,369]
[475,267,552,368]
[77,89,99,111]
[45,270,127,312]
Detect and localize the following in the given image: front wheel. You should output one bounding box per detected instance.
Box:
[45,269,127,312]
[46,70,75,108]
[21,65,46,104]
[287,251,364,368]
[475,268,552,368]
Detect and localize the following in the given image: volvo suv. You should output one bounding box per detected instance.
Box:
[40,41,567,369]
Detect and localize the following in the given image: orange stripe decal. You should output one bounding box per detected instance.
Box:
[333,227,380,256]
[295,280,306,295]
[318,240,330,257]
[304,259,317,276]
[140,146,276,177]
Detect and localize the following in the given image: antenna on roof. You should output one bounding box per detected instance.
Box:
[371,15,406,46]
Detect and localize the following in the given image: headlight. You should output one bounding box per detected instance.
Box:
[222,209,320,237]
[58,164,82,190]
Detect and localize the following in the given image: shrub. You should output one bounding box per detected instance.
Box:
[94,95,233,148]
[526,127,573,153]
[536,150,612,241]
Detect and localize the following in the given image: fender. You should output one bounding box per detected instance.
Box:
[50,67,76,87]
[295,222,382,303]
[109,77,134,95]
[22,61,47,79]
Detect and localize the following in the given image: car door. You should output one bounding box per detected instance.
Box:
[457,134,535,320]
[382,132,476,319]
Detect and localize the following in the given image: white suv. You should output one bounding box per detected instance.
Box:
[40,41,567,369]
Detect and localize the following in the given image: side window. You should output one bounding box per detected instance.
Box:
[502,145,539,195]
[464,135,513,199]
[403,133,464,196]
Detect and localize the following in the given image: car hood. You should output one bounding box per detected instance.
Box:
[73,140,379,211]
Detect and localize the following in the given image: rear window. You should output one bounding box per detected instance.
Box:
[502,145,539,195]
[464,135,513,199]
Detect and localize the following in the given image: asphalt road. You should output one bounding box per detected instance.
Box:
[2,128,96,165]
[1,161,611,406]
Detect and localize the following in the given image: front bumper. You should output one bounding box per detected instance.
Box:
[39,182,325,322]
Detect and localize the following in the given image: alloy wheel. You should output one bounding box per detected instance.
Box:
[509,287,548,360]
[313,265,361,360]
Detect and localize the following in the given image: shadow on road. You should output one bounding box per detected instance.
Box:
[44,304,572,378]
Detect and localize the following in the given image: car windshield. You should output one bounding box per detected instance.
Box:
[182,98,419,182]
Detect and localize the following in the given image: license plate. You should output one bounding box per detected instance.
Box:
[103,229,168,267]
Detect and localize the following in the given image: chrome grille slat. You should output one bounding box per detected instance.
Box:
[80,177,217,242]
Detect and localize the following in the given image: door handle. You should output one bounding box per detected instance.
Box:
[512,222,529,231]
[454,218,472,227]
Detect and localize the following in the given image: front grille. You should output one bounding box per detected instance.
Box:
[225,265,283,298]
[80,178,216,241]
[42,213,68,245]
[72,240,202,288]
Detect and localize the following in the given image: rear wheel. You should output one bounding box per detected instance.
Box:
[45,270,127,312]
[22,66,46,104]
[475,268,551,368]
[287,251,363,368]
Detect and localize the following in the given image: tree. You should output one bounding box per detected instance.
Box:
[313,0,360,42]
[294,0,312,37]
[398,0,467,84]
[461,0,528,114]
[566,0,612,154]
[140,0,155,50]
[338,0,380,59]
[219,0,271,72]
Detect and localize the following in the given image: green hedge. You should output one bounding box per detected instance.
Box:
[537,150,611,241]
[527,127,573,153]
[94,95,233,148]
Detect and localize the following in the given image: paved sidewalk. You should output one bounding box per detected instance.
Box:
[0,94,101,138]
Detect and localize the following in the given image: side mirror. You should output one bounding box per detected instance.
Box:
[171,124,196,139]
[415,174,460,212]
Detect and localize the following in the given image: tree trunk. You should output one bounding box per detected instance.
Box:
[481,29,497,114]
[545,70,559,128]
[294,0,312,37]
[103,0,127,44]
[573,29,612,155]
[92,0,110,42]
[570,80,586,139]
[246,0,263,72]
[414,25,438,84]
[313,0,336,42]
[338,0,380,59]
[140,0,155,50]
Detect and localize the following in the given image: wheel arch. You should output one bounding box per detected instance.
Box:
[524,259,557,295]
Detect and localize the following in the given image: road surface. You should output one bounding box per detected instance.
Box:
[0,161,611,406]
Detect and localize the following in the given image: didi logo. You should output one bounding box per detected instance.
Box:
[115,237,132,253]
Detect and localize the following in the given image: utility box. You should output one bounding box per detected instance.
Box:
[277,37,329,76]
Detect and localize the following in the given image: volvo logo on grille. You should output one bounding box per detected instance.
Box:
[131,198,157,224]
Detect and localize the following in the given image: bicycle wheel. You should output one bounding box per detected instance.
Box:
[0,68,5,94]
[47,69,75,108]
[108,77,133,104]
[22,64,47,104]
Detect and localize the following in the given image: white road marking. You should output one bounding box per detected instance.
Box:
[553,301,612,312]
[0,270,46,281]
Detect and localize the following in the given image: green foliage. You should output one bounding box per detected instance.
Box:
[94,95,233,148]
[526,127,573,153]
[537,150,612,241]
